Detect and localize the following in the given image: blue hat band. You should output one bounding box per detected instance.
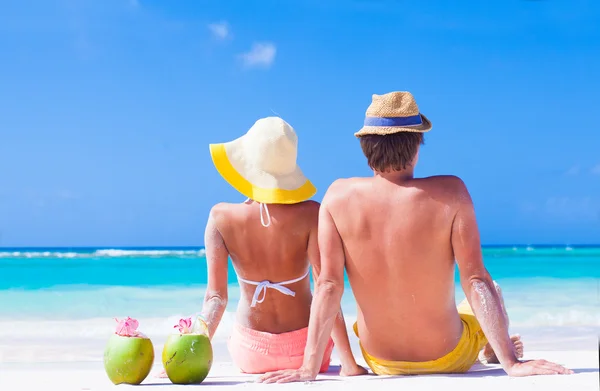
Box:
[364,114,423,127]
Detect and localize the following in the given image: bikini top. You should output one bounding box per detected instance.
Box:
[236,198,310,307]
[237,269,310,307]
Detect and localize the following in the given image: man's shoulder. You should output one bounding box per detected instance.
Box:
[323,177,369,199]
[327,175,467,191]
[417,175,470,203]
[329,176,372,190]
[420,174,466,189]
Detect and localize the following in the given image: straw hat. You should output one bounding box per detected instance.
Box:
[209,117,316,204]
[354,91,432,137]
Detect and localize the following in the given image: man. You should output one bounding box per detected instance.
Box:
[258,92,573,383]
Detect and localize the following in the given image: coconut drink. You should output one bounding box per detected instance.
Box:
[103,317,155,385]
[162,316,213,384]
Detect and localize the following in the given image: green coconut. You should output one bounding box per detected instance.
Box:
[162,333,213,384]
[103,334,155,385]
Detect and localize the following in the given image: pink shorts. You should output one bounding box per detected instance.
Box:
[227,323,334,374]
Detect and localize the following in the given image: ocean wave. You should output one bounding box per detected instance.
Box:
[0,308,598,342]
[1,282,597,329]
[0,314,237,341]
[0,249,206,259]
[482,246,600,257]
[1,246,598,260]
[93,249,205,257]
[514,310,600,328]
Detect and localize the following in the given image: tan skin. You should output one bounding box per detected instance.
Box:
[201,199,366,376]
[259,150,573,383]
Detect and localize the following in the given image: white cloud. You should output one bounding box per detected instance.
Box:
[55,190,81,200]
[520,196,600,222]
[591,164,600,175]
[565,165,580,176]
[240,42,276,69]
[544,196,600,221]
[208,21,231,40]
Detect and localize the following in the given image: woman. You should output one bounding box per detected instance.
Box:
[201,116,364,375]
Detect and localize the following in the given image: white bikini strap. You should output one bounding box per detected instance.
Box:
[244,198,271,228]
[259,203,271,228]
[238,269,310,307]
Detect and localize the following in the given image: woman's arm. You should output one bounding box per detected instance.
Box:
[200,206,230,339]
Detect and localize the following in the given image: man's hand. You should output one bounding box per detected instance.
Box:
[340,363,369,377]
[506,359,574,377]
[256,367,316,384]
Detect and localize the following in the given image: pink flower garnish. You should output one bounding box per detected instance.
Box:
[174,317,192,334]
[114,317,141,337]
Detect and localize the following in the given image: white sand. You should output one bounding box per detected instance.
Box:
[0,350,597,391]
[0,325,597,391]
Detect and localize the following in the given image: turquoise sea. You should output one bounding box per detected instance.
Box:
[0,246,598,329]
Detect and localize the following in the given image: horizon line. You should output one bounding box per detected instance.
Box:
[0,244,598,250]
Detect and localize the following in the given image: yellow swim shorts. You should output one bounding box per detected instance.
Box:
[353,299,488,375]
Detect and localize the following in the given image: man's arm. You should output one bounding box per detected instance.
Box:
[451,178,572,376]
[200,207,229,340]
[306,205,365,376]
[258,187,349,383]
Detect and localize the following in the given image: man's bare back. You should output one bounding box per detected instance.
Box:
[326,174,471,361]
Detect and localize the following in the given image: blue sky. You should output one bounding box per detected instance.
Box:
[1,0,599,247]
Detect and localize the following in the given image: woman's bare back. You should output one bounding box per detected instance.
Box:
[211,200,320,334]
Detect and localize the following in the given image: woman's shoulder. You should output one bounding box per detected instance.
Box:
[208,202,240,220]
[295,200,320,211]
[283,200,320,219]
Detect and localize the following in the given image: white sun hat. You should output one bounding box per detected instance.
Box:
[209,116,316,204]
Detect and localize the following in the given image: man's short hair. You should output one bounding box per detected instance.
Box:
[359,133,424,172]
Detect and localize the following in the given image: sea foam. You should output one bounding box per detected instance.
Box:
[0,249,206,259]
